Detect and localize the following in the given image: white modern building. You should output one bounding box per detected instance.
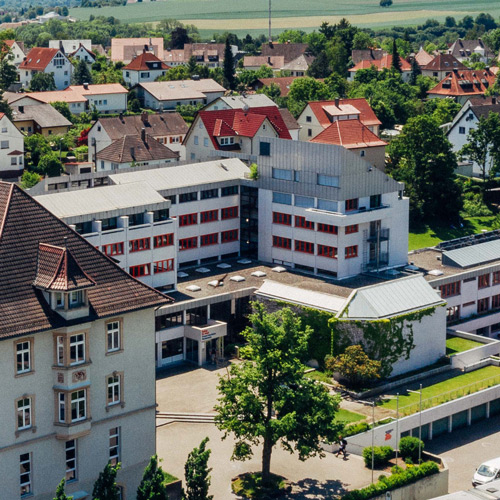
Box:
[0,112,25,179]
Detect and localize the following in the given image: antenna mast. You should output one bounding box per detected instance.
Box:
[268,0,272,44]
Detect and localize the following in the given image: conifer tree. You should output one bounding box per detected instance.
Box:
[223,38,235,90]
[137,455,168,500]
[92,463,121,500]
[72,58,93,86]
[54,479,71,500]
[183,438,213,500]
[391,38,402,72]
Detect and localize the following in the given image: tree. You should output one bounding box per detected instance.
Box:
[223,38,235,90]
[54,479,72,500]
[306,51,331,79]
[326,37,349,77]
[137,455,168,500]
[287,77,333,117]
[51,101,73,122]
[24,134,51,168]
[215,302,342,486]
[391,38,402,72]
[352,31,374,50]
[325,345,381,388]
[37,153,64,177]
[20,171,42,190]
[380,0,392,6]
[170,27,190,49]
[409,57,421,86]
[30,72,56,91]
[324,72,348,98]
[92,463,121,500]
[0,41,17,90]
[72,58,93,85]
[183,437,213,500]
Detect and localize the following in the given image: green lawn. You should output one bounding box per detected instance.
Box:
[335,408,366,424]
[380,366,500,416]
[409,216,496,251]
[446,336,483,356]
[164,472,178,485]
[305,369,333,384]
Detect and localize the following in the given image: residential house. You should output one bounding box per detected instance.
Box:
[351,48,386,65]
[281,54,315,77]
[49,40,96,64]
[70,44,96,65]
[88,111,188,161]
[135,79,226,111]
[0,112,24,179]
[184,106,292,162]
[19,47,73,90]
[297,98,382,140]
[0,182,169,499]
[260,42,309,64]
[204,94,276,111]
[4,40,26,67]
[448,38,495,63]
[163,50,186,67]
[11,103,72,136]
[96,130,179,171]
[412,47,434,67]
[122,51,170,86]
[182,43,237,68]
[421,54,467,81]
[250,76,304,97]
[111,37,164,64]
[427,68,496,105]
[242,55,285,71]
[278,108,300,140]
[37,11,68,22]
[348,54,412,82]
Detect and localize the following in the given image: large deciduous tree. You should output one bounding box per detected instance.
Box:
[184,437,213,500]
[215,302,342,486]
[30,72,56,91]
[287,77,333,117]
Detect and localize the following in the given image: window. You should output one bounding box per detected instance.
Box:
[221,185,238,197]
[179,237,197,251]
[221,206,238,220]
[65,440,77,482]
[154,233,174,248]
[446,305,460,323]
[102,242,124,256]
[306,115,312,122]
[272,168,293,181]
[200,210,218,223]
[219,136,234,145]
[16,341,31,374]
[259,141,270,156]
[295,195,314,208]
[317,174,339,187]
[345,224,358,234]
[20,453,32,497]
[130,264,151,277]
[307,129,312,137]
[492,294,500,309]
[273,212,291,225]
[179,192,198,203]
[479,274,490,289]
[101,217,118,231]
[345,199,358,211]
[201,188,218,199]
[107,374,121,406]
[179,213,197,226]
[153,209,169,222]
[164,194,176,205]
[317,223,338,234]
[69,334,85,365]
[317,199,338,212]
[493,271,500,285]
[370,194,382,208]
[295,240,314,254]
[272,192,292,205]
[272,236,291,250]
[194,135,199,145]
[440,281,461,298]
[200,233,218,246]
[295,216,314,230]
[154,259,174,273]
[345,245,358,258]
[478,298,490,314]
[109,427,120,466]
[156,311,183,330]
[17,397,32,430]
[69,291,83,308]
[221,229,238,243]
[459,126,466,134]
[57,336,65,366]
[129,238,150,252]
[1,140,9,149]
[11,157,17,165]
[318,244,337,258]
[71,390,86,422]
[106,321,121,352]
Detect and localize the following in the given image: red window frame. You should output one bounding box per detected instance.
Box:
[440,281,461,298]
[129,238,150,252]
[478,274,490,289]
[200,210,218,223]
[272,235,291,250]
[221,229,238,243]
[102,242,124,256]
[295,240,314,254]
[317,223,338,234]
[154,259,174,274]
[200,233,218,246]
[154,233,174,248]
[345,245,358,259]
[179,213,197,227]
[179,237,197,251]
[273,212,292,226]
[318,244,337,259]
[345,224,358,234]
[345,199,359,211]
[295,216,314,230]
[130,263,150,277]
[221,206,239,220]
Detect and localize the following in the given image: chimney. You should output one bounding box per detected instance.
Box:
[59,40,64,53]
[83,82,89,90]
[119,112,123,121]
[143,45,148,54]
[141,128,146,142]
[141,111,149,125]
[130,146,135,158]
[267,56,271,64]
[335,97,340,108]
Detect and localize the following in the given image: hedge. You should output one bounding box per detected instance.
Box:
[362,446,394,468]
[399,436,425,461]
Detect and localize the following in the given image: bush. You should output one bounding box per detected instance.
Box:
[344,421,370,437]
[399,436,424,461]
[362,446,394,468]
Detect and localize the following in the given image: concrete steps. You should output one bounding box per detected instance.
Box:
[156,412,217,425]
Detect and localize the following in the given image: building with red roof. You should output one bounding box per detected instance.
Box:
[184,106,292,162]
[19,47,73,90]
[3,40,25,66]
[122,51,171,86]
[348,54,412,82]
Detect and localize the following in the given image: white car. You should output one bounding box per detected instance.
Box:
[473,457,500,487]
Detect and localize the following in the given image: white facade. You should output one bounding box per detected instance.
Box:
[49,39,92,54]
[96,156,178,171]
[83,91,127,114]
[7,41,25,67]
[123,67,167,87]
[0,113,24,178]
[20,50,73,91]
[71,45,96,64]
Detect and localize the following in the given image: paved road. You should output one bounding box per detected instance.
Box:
[426,414,500,493]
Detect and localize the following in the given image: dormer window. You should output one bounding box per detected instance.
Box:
[69,291,83,308]
[220,137,234,146]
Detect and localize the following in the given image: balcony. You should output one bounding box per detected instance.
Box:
[306,205,390,225]
[367,228,390,242]
[54,419,91,440]
[365,252,389,270]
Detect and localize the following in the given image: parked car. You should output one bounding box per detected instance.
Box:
[473,457,500,487]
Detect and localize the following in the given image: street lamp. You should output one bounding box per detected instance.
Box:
[408,384,423,464]
[359,400,376,484]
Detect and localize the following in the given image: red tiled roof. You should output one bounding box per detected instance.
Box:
[310,119,387,148]
[350,54,411,72]
[254,77,300,97]
[307,99,381,128]
[197,107,292,149]
[123,51,170,71]
[20,47,60,70]
[428,69,496,97]
[0,182,170,338]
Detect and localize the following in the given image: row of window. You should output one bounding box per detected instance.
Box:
[169,185,239,204]
[19,428,121,497]
[446,294,500,323]
[272,212,357,234]
[130,258,175,278]
[272,237,358,259]
[439,271,500,297]
[179,206,239,227]
[273,192,383,212]
[178,230,239,252]
[102,233,174,256]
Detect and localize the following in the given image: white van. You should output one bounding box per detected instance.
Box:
[473,457,500,487]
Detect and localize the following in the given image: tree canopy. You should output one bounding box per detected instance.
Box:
[30,72,56,91]
[184,437,213,500]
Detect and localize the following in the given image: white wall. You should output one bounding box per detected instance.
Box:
[0,114,25,176]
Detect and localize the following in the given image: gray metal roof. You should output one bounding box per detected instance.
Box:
[343,275,444,319]
[443,239,500,268]
[218,94,275,109]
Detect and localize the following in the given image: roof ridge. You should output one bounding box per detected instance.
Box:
[0,183,14,243]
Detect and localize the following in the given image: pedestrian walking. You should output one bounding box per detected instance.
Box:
[335,436,348,460]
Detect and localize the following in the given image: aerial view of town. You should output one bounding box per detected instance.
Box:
[2,0,500,498]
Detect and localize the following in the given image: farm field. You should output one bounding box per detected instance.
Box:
[69,0,500,34]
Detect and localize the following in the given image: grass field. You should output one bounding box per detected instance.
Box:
[446,336,483,356]
[335,408,366,424]
[69,0,500,33]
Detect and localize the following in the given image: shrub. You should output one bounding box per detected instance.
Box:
[344,421,370,437]
[399,436,424,461]
[249,163,259,180]
[362,446,394,468]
